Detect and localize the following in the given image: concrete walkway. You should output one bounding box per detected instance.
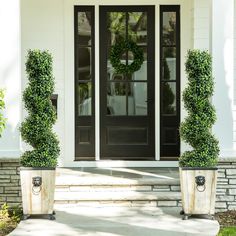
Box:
[9,206,219,236]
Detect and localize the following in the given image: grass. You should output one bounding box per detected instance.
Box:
[0,203,21,236]
[216,211,236,236]
[218,227,236,236]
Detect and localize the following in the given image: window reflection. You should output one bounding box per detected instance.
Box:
[128,83,147,115]
[107,82,127,115]
[107,12,126,46]
[163,12,176,45]
[128,12,147,45]
[162,47,176,81]
[78,47,91,80]
[162,82,176,115]
[107,11,148,116]
[78,12,91,45]
[78,82,92,115]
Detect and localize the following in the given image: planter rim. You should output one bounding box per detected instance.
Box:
[20,167,56,170]
[180,167,218,170]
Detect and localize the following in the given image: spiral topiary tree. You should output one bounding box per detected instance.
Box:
[20,50,60,167]
[179,50,219,167]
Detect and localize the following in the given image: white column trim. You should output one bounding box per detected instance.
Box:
[95,5,100,161]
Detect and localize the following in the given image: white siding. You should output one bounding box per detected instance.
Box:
[212,0,235,157]
[0,0,21,157]
[233,1,236,149]
[192,0,210,50]
[234,2,236,105]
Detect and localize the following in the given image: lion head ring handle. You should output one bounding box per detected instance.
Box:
[195,175,206,192]
[32,176,42,195]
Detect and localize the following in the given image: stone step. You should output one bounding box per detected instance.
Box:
[55,185,180,192]
[54,191,181,202]
[55,168,181,207]
[54,200,182,207]
[56,176,180,186]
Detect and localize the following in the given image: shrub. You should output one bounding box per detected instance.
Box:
[20,50,60,167]
[179,50,219,167]
[0,89,6,136]
[0,203,22,235]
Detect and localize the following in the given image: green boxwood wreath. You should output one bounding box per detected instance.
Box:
[110,40,144,75]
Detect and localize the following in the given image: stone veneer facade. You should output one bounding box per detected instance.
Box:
[216,158,236,212]
[0,158,236,212]
[0,159,21,207]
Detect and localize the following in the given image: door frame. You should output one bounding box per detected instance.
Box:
[63,0,191,167]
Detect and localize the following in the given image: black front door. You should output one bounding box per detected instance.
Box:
[100,6,155,160]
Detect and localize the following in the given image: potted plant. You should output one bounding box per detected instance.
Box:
[20,50,60,220]
[179,50,219,220]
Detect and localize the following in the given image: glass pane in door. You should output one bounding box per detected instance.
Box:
[107,11,148,116]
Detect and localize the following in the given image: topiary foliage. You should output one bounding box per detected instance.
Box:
[179,50,219,167]
[20,50,60,167]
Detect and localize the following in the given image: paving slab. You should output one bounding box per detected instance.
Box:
[9,206,219,236]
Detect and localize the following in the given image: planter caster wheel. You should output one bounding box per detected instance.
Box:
[180,210,185,215]
[182,215,189,220]
[22,214,30,220]
[49,214,56,220]
[210,215,215,220]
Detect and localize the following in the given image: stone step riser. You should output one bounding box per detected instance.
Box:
[55,185,181,192]
[55,177,180,186]
[54,200,182,207]
[54,191,181,201]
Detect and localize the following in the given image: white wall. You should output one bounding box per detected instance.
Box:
[192,0,210,50]
[21,0,65,165]
[0,0,21,158]
[212,0,235,157]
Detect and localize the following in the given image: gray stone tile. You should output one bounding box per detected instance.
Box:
[10,206,219,236]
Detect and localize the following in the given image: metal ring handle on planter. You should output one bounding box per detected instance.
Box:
[195,175,206,192]
[32,176,42,195]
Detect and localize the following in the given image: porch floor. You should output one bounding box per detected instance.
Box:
[10,206,219,236]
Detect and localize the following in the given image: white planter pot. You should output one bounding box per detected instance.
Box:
[179,167,218,219]
[20,167,56,219]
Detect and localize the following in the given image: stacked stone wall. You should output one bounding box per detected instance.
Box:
[0,159,21,207]
[216,159,236,212]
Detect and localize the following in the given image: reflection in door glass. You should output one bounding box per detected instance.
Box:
[128,82,147,115]
[162,47,176,81]
[78,47,91,80]
[78,82,92,115]
[107,12,126,46]
[78,12,91,45]
[128,12,147,45]
[107,82,126,115]
[162,82,176,115]
[107,11,148,116]
[162,12,176,45]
